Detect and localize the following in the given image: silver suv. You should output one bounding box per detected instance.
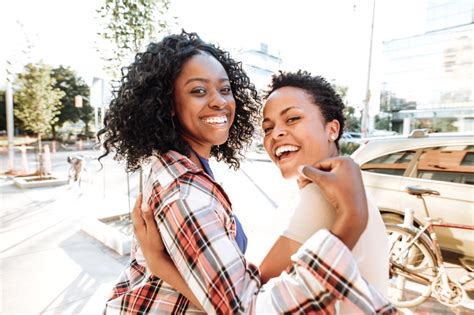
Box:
[351,130,474,260]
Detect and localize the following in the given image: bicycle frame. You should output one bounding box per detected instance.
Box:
[388,187,473,307]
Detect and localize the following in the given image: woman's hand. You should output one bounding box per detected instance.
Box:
[132,194,202,309]
[298,156,368,249]
[132,193,166,256]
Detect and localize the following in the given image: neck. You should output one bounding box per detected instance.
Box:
[188,145,211,170]
[296,146,339,189]
[190,146,210,159]
[329,145,339,158]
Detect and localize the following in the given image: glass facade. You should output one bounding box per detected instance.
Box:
[380,0,474,133]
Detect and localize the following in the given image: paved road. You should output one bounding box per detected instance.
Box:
[1,148,473,314]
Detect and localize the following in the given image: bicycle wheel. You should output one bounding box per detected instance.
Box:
[385,224,438,308]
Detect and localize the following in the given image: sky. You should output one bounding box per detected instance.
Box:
[1,0,428,112]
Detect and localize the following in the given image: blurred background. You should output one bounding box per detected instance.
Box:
[1,0,472,153]
[1,1,473,314]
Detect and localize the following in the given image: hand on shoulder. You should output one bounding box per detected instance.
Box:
[298,156,368,249]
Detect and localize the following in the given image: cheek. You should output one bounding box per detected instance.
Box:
[305,137,329,161]
[230,102,237,118]
[263,137,272,155]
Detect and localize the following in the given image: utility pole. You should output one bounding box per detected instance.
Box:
[5,61,15,172]
[361,0,376,138]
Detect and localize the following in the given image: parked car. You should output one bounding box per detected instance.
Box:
[346,132,362,139]
[341,132,362,141]
[351,130,474,261]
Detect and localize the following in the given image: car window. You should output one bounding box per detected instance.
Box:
[361,150,416,175]
[414,145,474,185]
[462,152,474,166]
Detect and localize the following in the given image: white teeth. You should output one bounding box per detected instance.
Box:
[275,145,299,157]
[204,116,227,124]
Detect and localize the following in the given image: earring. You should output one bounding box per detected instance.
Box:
[331,135,337,141]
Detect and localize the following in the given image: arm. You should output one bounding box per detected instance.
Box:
[260,183,336,284]
[131,194,202,309]
[259,236,301,284]
[298,157,369,249]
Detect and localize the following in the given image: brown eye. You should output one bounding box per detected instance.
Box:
[191,87,206,95]
[263,127,273,135]
[221,86,232,95]
[287,116,300,124]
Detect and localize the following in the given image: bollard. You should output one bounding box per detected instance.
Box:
[78,139,83,151]
[20,145,29,175]
[43,144,52,174]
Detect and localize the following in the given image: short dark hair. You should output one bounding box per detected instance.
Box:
[263,70,345,148]
[98,31,261,172]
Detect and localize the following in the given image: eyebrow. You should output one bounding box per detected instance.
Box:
[184,77,230,85]
[262,106,300,124]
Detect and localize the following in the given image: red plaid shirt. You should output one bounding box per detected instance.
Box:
[105,151,396,314]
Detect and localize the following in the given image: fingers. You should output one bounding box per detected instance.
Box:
[132,193,146,235]
[298,165,329,186]
[134,193,143,211]
[132,193,145,226]
[313,156,354,171]
[135,195,165,252]
[142,203,158,232]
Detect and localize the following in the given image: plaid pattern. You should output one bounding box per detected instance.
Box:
[105,151,397,314]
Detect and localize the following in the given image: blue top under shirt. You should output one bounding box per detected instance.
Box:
[192,150,248,254]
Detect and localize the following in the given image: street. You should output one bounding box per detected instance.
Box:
[1,147,473,314]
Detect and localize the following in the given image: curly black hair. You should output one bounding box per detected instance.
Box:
[98,31,261,172]
[263,70,345,149]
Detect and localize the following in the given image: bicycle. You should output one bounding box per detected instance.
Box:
[385,185,473,308]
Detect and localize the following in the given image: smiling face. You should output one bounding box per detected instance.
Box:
[173,52,236,157]
[262,86,340,179]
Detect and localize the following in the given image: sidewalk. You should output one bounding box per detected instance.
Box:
[1,177,131,314]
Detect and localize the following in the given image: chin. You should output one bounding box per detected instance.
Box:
[279,167,299,180]
[212,134,230,146]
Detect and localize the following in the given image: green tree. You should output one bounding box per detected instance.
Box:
[51,66,93,138]
[13,62,65,176]
[374,114,391,130]
[332,84,360,132]
[344,105,361,132]
[97,0,171,80]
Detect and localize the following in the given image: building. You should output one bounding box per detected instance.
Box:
[234,43,282,91]
[380,0,474,133]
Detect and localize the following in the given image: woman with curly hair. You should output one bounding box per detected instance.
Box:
[101,31,395,314]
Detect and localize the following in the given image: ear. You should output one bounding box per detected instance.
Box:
[326,119,340,141]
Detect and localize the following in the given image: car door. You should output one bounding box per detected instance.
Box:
[399,144,474,258]
[359,149,416,218]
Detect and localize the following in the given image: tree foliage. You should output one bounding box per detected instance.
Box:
[97,0,171,79]
[344,105,361,132]
[374,114,391,131]
[332,84,360,132]
[13,63,64,136]
[51,66,94,136]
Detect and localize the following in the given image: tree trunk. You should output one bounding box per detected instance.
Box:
[84,121,90,137]
[51,125,56,140]
[37,133,45,178]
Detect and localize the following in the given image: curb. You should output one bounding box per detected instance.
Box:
[81,214,132,256]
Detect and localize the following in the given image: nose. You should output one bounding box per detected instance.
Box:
[209,92,227,109]
[271,125,287,139]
